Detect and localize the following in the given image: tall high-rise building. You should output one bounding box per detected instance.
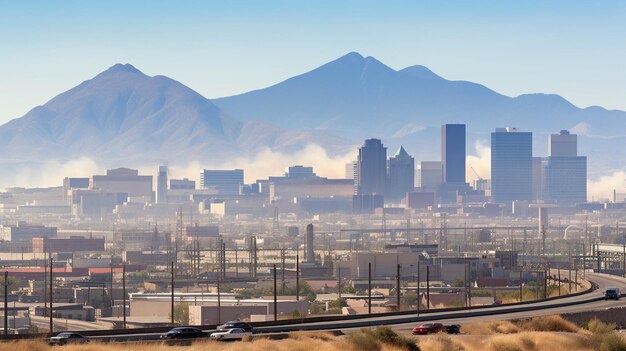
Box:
[387,146,415,201]
[417,161,442,190]
[200,169,244,195]
[441,124,466,184]
[542,130,587,204]
[491,128,533,202]
[156,165,168,204]
[549,130,577,157]
[345,161,358,195]
[357,139,387,196]
[532,157,543,201]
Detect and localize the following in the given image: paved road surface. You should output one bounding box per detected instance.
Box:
[82,271,626,342]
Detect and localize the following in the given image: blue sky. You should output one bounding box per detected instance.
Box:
[1,0,625,123]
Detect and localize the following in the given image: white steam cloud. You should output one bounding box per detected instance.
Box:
[0,157,102,190]
[0,144,358,190]
[588,170,626,202]
[466,139,490,182]
[2,142,623,203]
[160,144,358,184]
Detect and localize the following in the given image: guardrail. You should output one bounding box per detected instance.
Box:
[0,278,596,341]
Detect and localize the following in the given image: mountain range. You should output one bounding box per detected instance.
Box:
[0,63,347,167]
[1,52,625,180]
[214,52,626,174]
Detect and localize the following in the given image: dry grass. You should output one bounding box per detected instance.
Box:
[463,315,579,335]
[517,315,580,333]
[462,319,521,335]
[0,315,622,351]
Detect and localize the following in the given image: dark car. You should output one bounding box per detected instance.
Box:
[49,332,89,345]
[412,323,446,335]
[605,288,621,300]
[160,327,208,340]
[217,321,253,332]
[446,324,461,334]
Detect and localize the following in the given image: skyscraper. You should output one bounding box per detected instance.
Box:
[156,165,168,204]
[357,139,387,196]
[491,128,533,202]
[441,124,466,184]
[542,130,587,204]
[417,161,442,190]
[387,146,415,201]
[549,130,577,157]
[200,169,244,195]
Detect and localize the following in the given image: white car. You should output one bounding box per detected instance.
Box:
[210,328,252,340]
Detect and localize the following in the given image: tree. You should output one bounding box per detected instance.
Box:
[0,275,21,293]
[328,297,348,309]
[170,302,189,325]
[291,309,304,318]
[451,277,465,288]
[299,280,317,302]
[309,303,323,314]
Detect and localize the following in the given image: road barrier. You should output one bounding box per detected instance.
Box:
[0,277,596,341]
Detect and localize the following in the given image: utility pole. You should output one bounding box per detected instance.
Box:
[44,259,47,320]
[464,264,469,307]
[49,256,53,333]
[4,271,8,335]
[468,264,471,307]
[296,253,300,301]
[568,246,573,293]
[338,262,342,299]
[170,261,174,326]
[396,264,401,312]
[110,261,114,309]
[543,265,550,299]
[582,242,587,279]
[558,265,561,296]
[122,263,126,329]
[519,268,523,302]
[217,265,221,324]
[281,248,286,294]
[416,261,420,316]
[368,262,372,315]
[273,264,277,321]
[426,265,430,310]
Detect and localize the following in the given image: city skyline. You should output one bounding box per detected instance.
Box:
[2,2,626,342]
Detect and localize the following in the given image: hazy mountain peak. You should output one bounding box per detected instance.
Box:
[108,63,143,74]
[93,63,146,81]
[399,65,442,80]
[322,52,393,74]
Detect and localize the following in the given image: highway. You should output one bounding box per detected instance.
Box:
[80,271,626,343]
[30,315,110,332]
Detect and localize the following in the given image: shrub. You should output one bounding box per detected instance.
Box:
[518,315,579,333]
[588,318,618,335]
[599,333,626,351]
[417,334,464,351]
[346,326,419,351]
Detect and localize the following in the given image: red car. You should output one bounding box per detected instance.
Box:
[412,323,446,335]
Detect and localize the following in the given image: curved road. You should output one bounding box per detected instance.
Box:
[83,271,626,342]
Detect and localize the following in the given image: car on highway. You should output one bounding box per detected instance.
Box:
[605,288,621,300]
[412,322,461,335]
[49,332,89,345]
[217,321,253,332]
[160,327,208,340]
[210,328,252,340]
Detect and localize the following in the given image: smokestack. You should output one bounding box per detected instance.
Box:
[538,207,548,239]
[306,224,315,264]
